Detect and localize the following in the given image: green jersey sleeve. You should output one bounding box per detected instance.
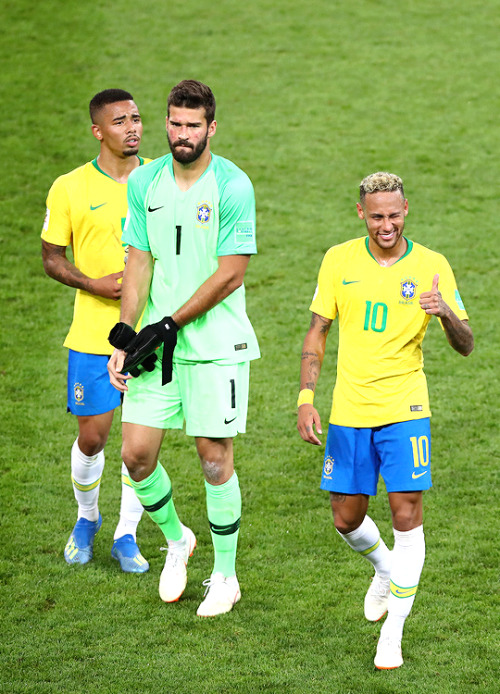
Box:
[214,158,257,256]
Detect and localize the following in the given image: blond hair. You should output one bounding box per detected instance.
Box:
[359,172,404,203]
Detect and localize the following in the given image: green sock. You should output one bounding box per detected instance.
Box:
[129,463,183,542]
[205,472,241,577]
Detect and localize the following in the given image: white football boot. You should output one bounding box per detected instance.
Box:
[196,572,241,617]
[159,525,196,603]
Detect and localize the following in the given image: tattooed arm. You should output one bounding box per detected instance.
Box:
[297,312,332,445]
[41,239,123,300]
[418,274,474,356]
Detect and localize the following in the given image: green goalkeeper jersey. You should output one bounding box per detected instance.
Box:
[123,153,260,364]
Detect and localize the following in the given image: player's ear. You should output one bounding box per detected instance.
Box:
[91,123,103,142]
[208,119,217,138]
[404,198,409,216]
[356,202,365,220]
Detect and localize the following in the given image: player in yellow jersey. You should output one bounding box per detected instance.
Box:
[297,172,473,669]
[41,89,151,573]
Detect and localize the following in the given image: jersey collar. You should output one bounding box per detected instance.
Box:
[365,236,413,265]
[92,156,145,180]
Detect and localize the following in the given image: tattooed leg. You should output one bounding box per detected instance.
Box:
[330,492,369,534]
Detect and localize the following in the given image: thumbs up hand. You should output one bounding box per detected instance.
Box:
[419,274,449,317]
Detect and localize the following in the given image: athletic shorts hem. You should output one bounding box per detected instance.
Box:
[67,350,121,416]
[321,419,432,496]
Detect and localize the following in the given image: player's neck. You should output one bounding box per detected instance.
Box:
[368,236,408,267]
[96,151,140,184]
[172,150,212,192]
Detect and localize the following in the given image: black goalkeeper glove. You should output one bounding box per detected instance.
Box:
[108,322,157,377]
[122,316,178,385]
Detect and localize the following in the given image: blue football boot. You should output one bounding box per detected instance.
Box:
[64,513,102,565]
[111,534,149,573]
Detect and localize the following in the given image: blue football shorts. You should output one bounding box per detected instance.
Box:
[320,418,432,495]
[67,349,121,416]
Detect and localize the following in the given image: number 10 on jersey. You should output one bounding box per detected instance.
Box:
[364,301,388,333]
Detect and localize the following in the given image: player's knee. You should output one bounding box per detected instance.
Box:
[121,444,149,480]
[201,457,232,484]
[196,438,233,484]
[333,516,362,535]
[391,506,422,532]
[330,495,367,534]
[78,432,106,457]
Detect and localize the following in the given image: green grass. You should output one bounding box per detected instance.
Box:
[1,0,499,692]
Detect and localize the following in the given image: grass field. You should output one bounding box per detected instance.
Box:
[1,0,499,692]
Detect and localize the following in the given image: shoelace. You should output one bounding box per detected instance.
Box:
[371,576,390,598]
[201,576,225,596]
[160,547,184,567]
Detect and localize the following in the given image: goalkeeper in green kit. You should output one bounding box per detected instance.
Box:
[107,80,260,617]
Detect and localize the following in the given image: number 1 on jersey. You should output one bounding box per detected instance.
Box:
[176,226,181,255]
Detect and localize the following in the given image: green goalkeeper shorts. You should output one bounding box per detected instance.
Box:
[122,359,250,438]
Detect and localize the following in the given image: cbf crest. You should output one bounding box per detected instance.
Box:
[74,382,84,403]
[400,278,418,302]
[196,202,212,224]
[323,456,334,477]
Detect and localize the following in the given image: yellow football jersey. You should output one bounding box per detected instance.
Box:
[310,236,469,427]
[42,157,150,355]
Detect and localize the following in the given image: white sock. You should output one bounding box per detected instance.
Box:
[113,463,144,541]
[380,524,426,641]
[338,515,391,578]
[71,438,104,522]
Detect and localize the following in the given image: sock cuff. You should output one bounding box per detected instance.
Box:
[130,462,168,492]
[71,440,104,487]
[204,471,239,498]
[72,438,104,466]
[205,472,242,532]
[343,515,378,543]
[393,524,424,547]
[128,463,173,514]
[338,515,386,556]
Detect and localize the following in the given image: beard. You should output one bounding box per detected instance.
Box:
[123,146,139,157]
[167,131,208,164]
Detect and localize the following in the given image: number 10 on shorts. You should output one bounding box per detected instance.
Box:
[410,435,429,469]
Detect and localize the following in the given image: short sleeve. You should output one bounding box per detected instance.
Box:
[436,254,469,322]
[41,177,72,246]
[122,167,150,252]
[309,248,338,320]
[217,172,257,256]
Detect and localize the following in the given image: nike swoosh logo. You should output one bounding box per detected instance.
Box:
[148,205,164,212]
[90,203,107,210]
[224,416,237,425]
[412,470,428,479]
[393,587,412,597]
[342,279,360,285]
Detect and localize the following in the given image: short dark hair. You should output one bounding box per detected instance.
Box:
[89,89,134,123]
[167,80,216,124]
